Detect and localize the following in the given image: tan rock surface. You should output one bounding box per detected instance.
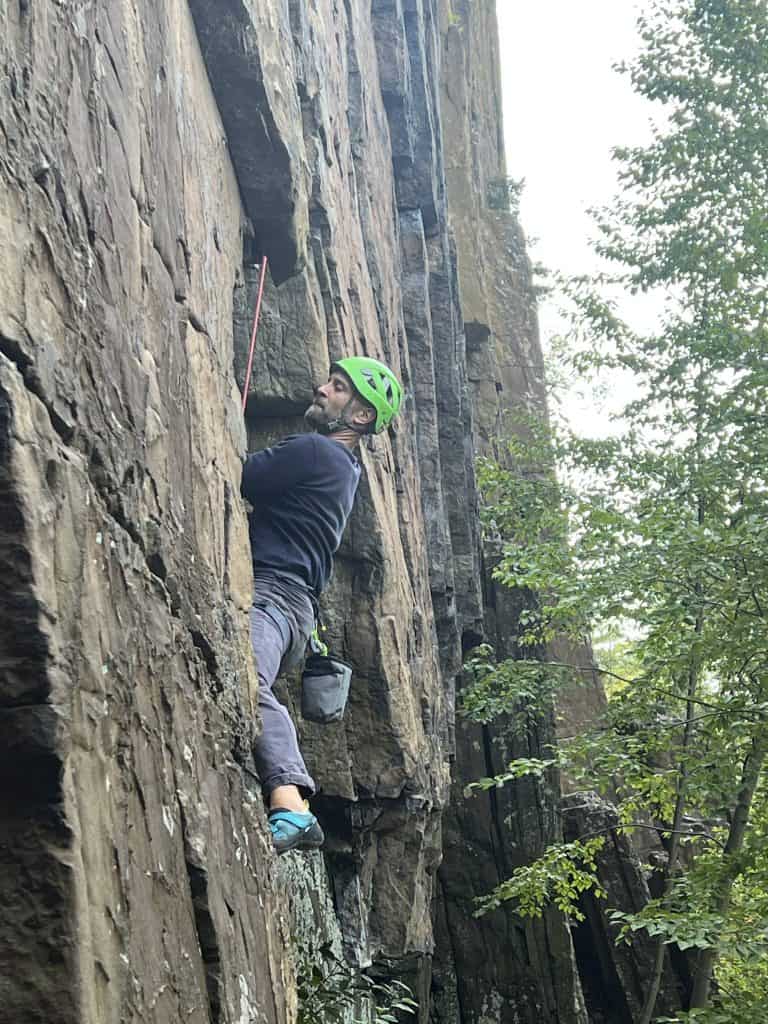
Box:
[0,1,613,1021]
[1,2,290,1020]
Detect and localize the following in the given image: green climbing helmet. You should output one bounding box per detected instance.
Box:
[330,356,402,433]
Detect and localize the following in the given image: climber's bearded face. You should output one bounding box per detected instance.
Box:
[305,370,371,430]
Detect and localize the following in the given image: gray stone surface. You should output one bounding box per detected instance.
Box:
[0,2,290,1020]
[0,1,659,1022]
[431,2,589,1020]
[237,0,461,984]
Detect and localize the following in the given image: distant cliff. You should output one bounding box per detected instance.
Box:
[0,2,640,1022]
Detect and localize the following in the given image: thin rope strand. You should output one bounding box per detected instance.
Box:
[241,256,269,413]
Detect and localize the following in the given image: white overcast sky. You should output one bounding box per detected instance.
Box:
[496,2,653,316]
[496,1,655,424]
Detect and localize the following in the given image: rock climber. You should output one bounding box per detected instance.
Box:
[241,356,402,854]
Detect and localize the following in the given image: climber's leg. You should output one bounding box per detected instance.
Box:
[249,604,315,798]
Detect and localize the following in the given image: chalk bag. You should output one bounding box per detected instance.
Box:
[301,652,352,724]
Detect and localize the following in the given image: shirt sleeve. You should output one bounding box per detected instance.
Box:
[241,435,317,503]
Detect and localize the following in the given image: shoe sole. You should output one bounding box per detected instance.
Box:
[274,824,325,856]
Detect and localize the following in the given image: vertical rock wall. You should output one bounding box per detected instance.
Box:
[0,2,292,1020]
[0,1,606,1022]
[433,2,588,1022]
[223,0,458,970]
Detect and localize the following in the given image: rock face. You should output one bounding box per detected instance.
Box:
[0,1,644,1023]
[430,4,588,1021]
[1,2,291,1020]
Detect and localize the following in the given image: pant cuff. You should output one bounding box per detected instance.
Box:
[263,772,316,798]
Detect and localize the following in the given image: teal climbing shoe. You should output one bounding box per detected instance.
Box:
[268,807,325,855]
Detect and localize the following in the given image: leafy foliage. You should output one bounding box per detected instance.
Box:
[474,838,607,921]
[295,940,417,1024]
[486,176,526,213]
[465,1,768,1019]
[461,644,566,732]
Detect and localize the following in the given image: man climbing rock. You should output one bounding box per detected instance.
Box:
[241,357,402,854]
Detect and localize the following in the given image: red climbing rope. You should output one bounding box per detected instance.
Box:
[241,255,269,413]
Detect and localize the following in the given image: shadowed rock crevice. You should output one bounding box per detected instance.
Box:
[563,793,687,1021]
[187,0,307,283]
[0,705,62,800]
[0,799,78,1024]
[570,895,635,1024]
[0,334,76,447]
[185,859,223,1024]
[0,367,76,1023]
[0,369,54,713]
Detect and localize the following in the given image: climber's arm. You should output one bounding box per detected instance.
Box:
[241,434,317,504]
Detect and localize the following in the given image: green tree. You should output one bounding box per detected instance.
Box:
[466,1,768,1020]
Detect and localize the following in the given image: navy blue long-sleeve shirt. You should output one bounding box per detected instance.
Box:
[241,433,361,594]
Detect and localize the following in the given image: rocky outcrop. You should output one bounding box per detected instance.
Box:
[1,2,290,1020]
[1,1,652,1022]
[431,3,589,1021]
[231,0,460,978]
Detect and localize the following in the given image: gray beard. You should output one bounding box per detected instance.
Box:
[304,401,329,429]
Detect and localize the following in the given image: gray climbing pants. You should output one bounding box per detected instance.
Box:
[249,572,316,797]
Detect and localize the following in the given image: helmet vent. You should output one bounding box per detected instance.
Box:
[361,368,394,402]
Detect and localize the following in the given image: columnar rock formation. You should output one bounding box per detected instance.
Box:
[0,2,636,1022]
[432,4,587,1020]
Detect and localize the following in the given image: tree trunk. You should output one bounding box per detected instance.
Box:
[640,465,706,1024]
[638,659,702,1024]
[688,726,768,1008]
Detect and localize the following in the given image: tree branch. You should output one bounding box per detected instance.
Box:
[572,821,726,851]
[536,658,729,711]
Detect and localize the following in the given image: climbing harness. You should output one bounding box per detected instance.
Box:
[241,256,269,413]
